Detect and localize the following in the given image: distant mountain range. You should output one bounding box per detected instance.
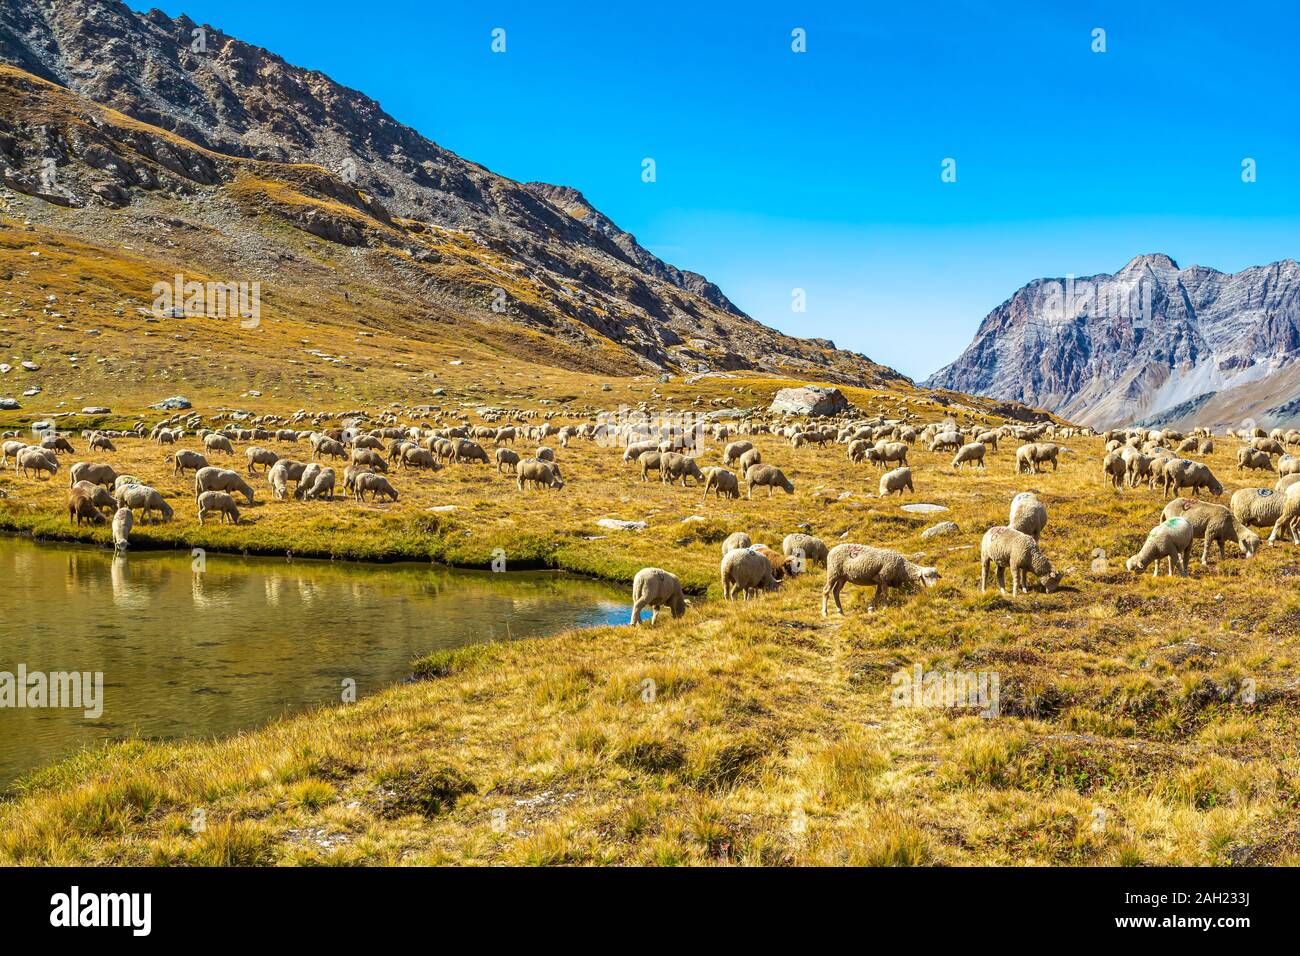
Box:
[925,254,1300,429]
[0,0,905,386]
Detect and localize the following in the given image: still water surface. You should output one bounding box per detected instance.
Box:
[0,535,630,786]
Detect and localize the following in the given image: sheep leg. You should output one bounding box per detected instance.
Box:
[980,558,988,593]
[869,582,888,610]
[996,565,1007,594]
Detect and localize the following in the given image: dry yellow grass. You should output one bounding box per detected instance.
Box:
[2,384,1299,866]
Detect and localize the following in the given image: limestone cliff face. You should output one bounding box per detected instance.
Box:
[925,254,1300,429]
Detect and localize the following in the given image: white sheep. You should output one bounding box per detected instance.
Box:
[111,507,133,552]
[822,543,939,614]
[630,568,687,625]
[1125,517,1193,577]
[721,547,781,600]
[1008,491,1047,540]
[980,526,1063,595]
[879,466,913,496]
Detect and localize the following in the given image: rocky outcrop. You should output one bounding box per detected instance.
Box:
[926,254,1300,428]
[769,385,849,417]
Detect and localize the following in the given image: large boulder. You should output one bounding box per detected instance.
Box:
[769,385,849,417]
[151,395,192,410]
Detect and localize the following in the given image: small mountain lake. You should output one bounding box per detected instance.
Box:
[0,535,630,787]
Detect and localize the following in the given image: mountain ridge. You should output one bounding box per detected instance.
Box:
[0,0,907,386]
[925,254,1300,430]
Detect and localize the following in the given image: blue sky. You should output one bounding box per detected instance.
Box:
[145,1,1299,380]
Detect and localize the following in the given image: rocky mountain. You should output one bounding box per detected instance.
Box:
[0,0,906,386]
[925,254,1300,429]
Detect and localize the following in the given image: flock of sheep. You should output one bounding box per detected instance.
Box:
[3,404,1299,621]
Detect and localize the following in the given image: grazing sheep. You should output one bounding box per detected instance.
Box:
[952,442,987,469]
[39,434,75,454]
[782,532,829,570]
[638,451,663,482]
[517,458,564,491]
[302,467,336,501]
[17,447,59,480]
[312,436,348,461]
[721,531,752,555]
[1162,497,1259,565]
[194,466,255,505]
[1126,517,1193,577]
[874,441,910,468]
[111,507,132,552]
[1161,458,1223,498]
[71,480,117,515]
[495,448,521,474]
[1008,492,1047,540]
[1125,452,1157,488]
[399,447,438,471]
[342,465,370,495]
[452,440,489,465]
[1231,487,1286,532]
[980,526,1064,595]
[245,446,279,474]
[1017,442,1061,474]
[112,476,141,496]
[630,568,688,625]
[166,450,209,476]
[1266,482,1300,545]
[203,433,235,456]
[354,472,399,502]
[1237,447,1274,473]
[87,434,116,453]
[197,491,241,525]
[1102,451,1127,489]
[722,441,755,466]
[745,464,794,498]
[1277,473,1300,494]
[929,432,962,453]
[1279,455,1300,478]
[721,547,781,600]
[702,467,740,500]
[117,484,174,523]
[351,448,389,473]
[536,446,555,462]
[975,430,999,450]
[68,462,116,489]
[623,440,659,466]
[1,440,28,469]
[822,543,939,614]
[847,439,870,463]
[268,459,309,500]
[661,452,704,486]
[68,488,105,525]
[737,447,763,473]
[878,466,913,497]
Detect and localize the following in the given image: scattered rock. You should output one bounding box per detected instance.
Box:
[20,361,38,371]
[597,518,648,531]
[901,503,949,514]
[80,406,111,414]
[921,521,960,539]
[0,397,19,410]
[151,395,192,410]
